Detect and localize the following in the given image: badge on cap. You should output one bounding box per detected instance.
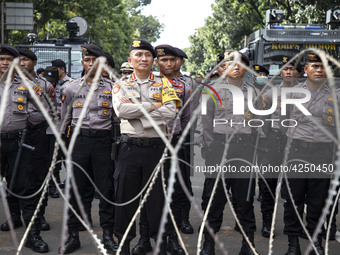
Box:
[283,57,288,64]
[255,65,260,71]
[132,41,141,48]
[81,47,88,55]
[308,54,318,61]
[157,49,165,56]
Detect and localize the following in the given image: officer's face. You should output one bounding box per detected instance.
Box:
[156,56,176,76]
[82,55,98,77]
[129,50,154,72]
[0,55,15,75]
[225,61,247,79]
[281,65,300,86]
[217,63,226,76]
[175,57,184,72]
[20,56,36,73]
[304,62,326,83]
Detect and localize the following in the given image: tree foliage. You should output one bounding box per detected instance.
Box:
[186,0,339,74]
[4,0,163,67]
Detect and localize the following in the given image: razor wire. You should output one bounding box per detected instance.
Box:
[0,50,339,255]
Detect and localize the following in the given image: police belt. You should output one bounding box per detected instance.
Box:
[1,130,21,140]
[79,128,111,137]
[292,139,332,150]
[121,134,164,147]
[213,133,252,144]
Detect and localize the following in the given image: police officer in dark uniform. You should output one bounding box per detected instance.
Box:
[282,52,338,255]
[18,48,57,232]
[258,57,301,238]
[200,51,259,255]
[173,47,195,235]
[0,44,49,253]
[60,44,118,254]
[112,40,178,255]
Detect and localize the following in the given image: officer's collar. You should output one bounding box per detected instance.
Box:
[130,72,154,82]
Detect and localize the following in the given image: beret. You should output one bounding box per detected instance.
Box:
[174,47,188,59]
[17,48,37,61]
[216,53,225,64]
[253,65,269,76]
[224,50,249,66]
[51,59,66,68]
[306,53,322,63]
[129,40,156,58]
[0,44,19,57]
[282,55,302,72]
[43,66,59,84]
[81,44,104,57]
[103,51,115,68]
[155,44,178,58]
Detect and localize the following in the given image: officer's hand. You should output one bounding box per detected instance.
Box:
[120,97,133,104]
[150,102,163,111]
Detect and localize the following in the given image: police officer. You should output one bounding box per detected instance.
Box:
[112,40,179,255]
[199,53,227,214]
[119,62,134,78]
[18,48,57,231]
[60,44,118,254]
[200,51,259,255]
[102,51,116,80]
[258,57,301,238]
[252,64,269,90]
[173,47,195,235]
[0,44,49,252]
[51,58,73,192]
[282,52,338,255]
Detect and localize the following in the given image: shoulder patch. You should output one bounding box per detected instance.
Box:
[113,86,120,94]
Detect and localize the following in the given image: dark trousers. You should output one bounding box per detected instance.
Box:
[205,136,256,233]
[282,140,332,236]
[114,140,165,241]
[30,123,50,219]
[1,133,40,226]
[257,129,286,218]
[68,134,115,230]
[167,134,193,226]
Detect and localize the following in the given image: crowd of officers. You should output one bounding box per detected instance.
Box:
[0,40,339,255]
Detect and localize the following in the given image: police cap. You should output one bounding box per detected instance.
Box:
[129,40,156,58]
[81,44,103,57]
[103,51,115,68]
[155,44,178,58]
[43,66,59,85]
[253,65,269,76]
[306,52,322,63]
[224,50,249,66]
[17,48,37,61]
[174,47,188,59]
[51,59,66,69]
[282,56,302,72]
[0,44,19,57]
[216,53,225,64]
[120,62,134,73]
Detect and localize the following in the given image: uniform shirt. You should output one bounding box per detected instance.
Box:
[112,72,176,138]
[61,76,114,131]
[286,81,339,143]
[0,75,44,132]
[202,79,259,150]
[30,75,57,126]
[168,73,193,134]
[55,75,73,115]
